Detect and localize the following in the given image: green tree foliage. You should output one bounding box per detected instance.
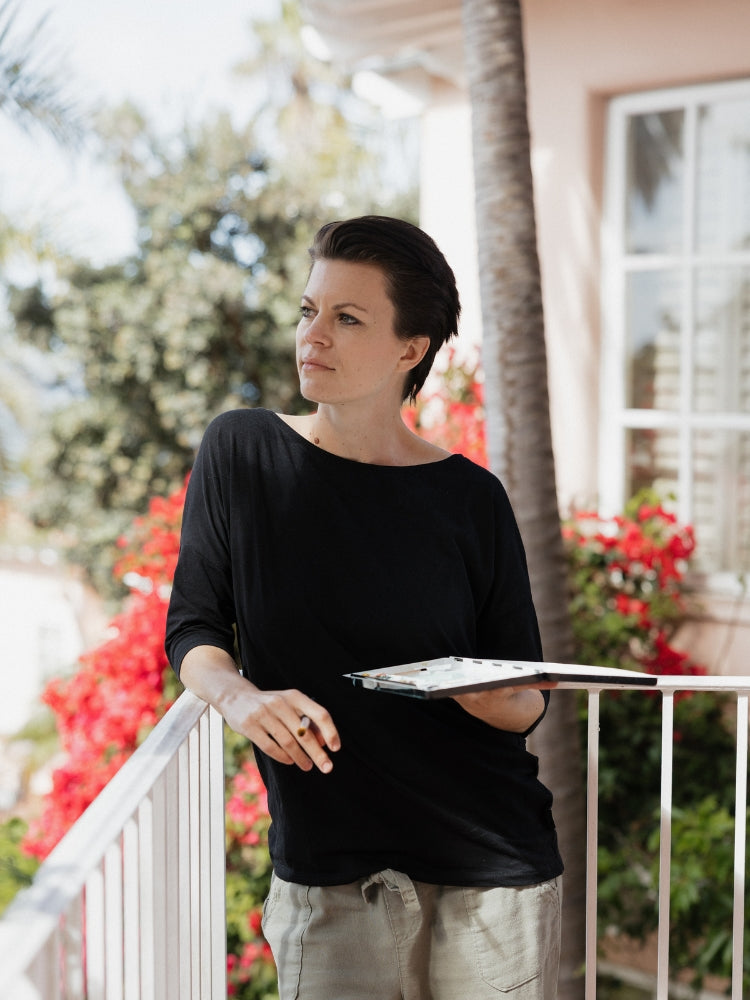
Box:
[0,817,38,916]
[0,0,86,145]
[10,109,310,581]
[0,0,90,493]
[6,3,417,594]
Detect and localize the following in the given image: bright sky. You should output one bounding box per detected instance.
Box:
[0,0,279,262]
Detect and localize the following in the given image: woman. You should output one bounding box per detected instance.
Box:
[166,216,563,999]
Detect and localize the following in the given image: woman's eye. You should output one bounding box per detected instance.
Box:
[300,305,314,318]
[339,313,359,325]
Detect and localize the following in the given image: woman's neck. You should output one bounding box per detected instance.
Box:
[312,405,411,465]
[282,405,449,467]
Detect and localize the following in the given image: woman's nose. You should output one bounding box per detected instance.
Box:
[302,315,330,345]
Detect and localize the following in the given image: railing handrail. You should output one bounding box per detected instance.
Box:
[558,675,750,693]
[0,690,212,990]
[657,675,750,693]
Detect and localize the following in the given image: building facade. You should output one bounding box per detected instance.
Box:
[301,0,750,673]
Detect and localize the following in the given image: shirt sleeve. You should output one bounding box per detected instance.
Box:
[475,479,549,735]
[165,417,238,677]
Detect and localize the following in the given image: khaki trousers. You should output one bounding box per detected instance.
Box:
[262,868,562,1000]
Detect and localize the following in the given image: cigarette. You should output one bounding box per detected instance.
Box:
[297,715,311,737]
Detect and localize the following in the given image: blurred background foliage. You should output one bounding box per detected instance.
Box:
[0,0,417,596]
[0,0,87,146]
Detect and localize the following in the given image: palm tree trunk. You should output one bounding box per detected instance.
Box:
[460,1,586,996]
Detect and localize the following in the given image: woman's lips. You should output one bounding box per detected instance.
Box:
[300,357,334,371]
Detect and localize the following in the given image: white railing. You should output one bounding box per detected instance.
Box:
[1,676,748,999]
[586,676,750,1000]
[0,692,227,1000]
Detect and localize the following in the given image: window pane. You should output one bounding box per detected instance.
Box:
[692,429,750,573]
[626,270,682,409]
[625,110,684,254]
[606,84,750,577]
[626,427,679,500]
[694,267,750,413]
[696,97,750,252]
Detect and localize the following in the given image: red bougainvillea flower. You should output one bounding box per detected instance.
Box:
[22,481,187,860]
[113,478,188,592]
[226,760,270,849]
[405,347,488,468]
[563,498,707,686]
[643,633,706,677]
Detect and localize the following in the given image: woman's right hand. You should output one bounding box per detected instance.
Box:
[223,685,341,773]
[180,645,341,774]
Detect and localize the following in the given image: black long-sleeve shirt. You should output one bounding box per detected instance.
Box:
[166,408,563,887]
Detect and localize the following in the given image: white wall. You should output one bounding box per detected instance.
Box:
[419,98,482,359]
[0,555,105,735]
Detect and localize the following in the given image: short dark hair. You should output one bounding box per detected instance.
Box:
[308,216,460,403]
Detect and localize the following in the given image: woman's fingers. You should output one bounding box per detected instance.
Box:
[238,690,340,773]
[303,702,341,753]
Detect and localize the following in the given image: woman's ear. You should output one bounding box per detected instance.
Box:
[398,336,430,371]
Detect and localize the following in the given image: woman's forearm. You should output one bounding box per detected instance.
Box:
[452,687,547,733]
[180,644,250,715]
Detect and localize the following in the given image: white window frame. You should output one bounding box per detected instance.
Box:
[600,78,750,592]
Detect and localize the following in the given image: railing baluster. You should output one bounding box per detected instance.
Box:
[585,690,600,1000]
[163,755,180,1000]
[122,815,141,1000]
[63,893,84,997]
[177,738,193,999]
[151,772,169,999]
[656,690,674,1000]
[138,795,155,1000]
[85,861,106,1000]
[732,693,748,1000]
[104,838,125,1000]
[29,928,61,1000]
[209,708,228,998]
[188,724,201,997]
[199,710,213,998]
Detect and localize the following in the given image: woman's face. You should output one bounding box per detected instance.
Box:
[296,259,424,408]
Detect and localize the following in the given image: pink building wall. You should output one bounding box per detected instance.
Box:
[522,0,750,509]
[521,0,750,672]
